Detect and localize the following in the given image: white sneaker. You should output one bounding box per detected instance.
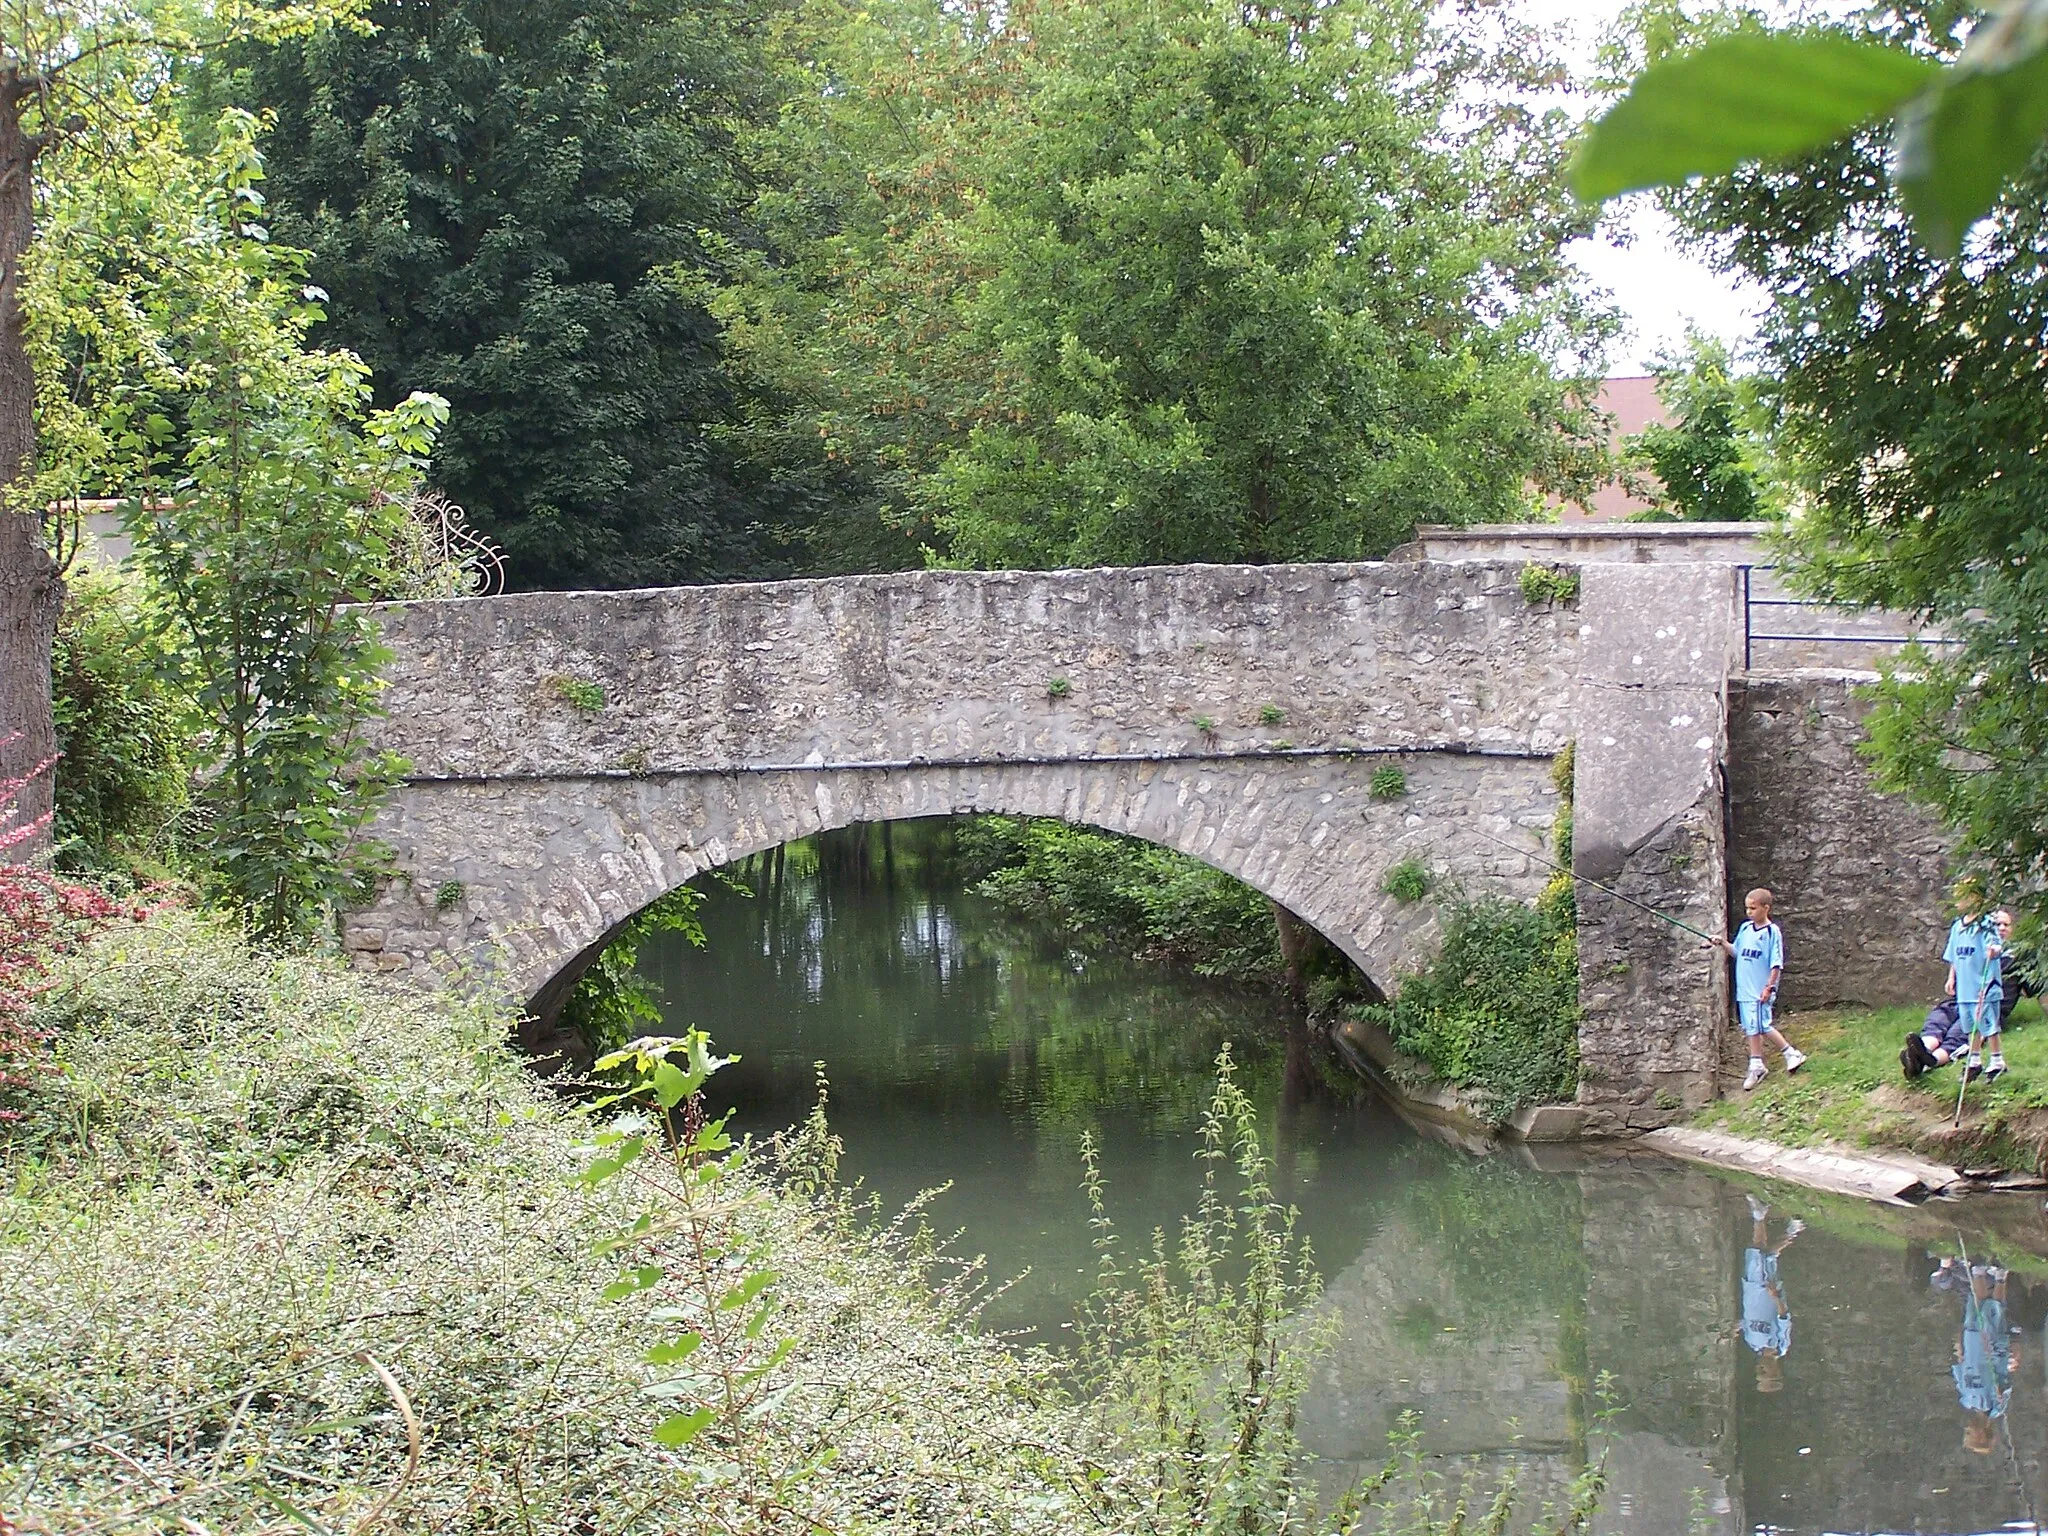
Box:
[1784,1219,1806,1240]
[1743,1061,1767,1091]
[1746,1194,1770,1222]
[1784,1047,1808,1074]
[1987,1056,2008,1081]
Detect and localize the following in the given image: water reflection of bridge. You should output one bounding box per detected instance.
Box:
[1302,1155,2048,1535]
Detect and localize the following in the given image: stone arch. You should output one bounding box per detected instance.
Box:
[348,748,1560,1027]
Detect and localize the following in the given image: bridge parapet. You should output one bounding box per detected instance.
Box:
[367,561,1580,780]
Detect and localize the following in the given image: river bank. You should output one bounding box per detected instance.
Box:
[1684,1000,2048,1182]
[1,916,1101,1533]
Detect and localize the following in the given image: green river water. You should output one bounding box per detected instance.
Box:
[635,821,2048,1535]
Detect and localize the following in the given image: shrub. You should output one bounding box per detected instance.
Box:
[1370,765,1409,801]
[49,565,190,872]
[561,886,706,1055]
[1046,676,1072,699]
[0,758,137,1121]
[1358,895,1580,1124]
[1382,859,1431,903]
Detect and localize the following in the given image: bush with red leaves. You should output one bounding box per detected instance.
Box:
[0,746,140,1119]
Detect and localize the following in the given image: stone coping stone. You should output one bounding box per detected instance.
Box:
[1641,1125,1968,1206]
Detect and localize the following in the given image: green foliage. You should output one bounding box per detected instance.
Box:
[1192,715,1219,739]
[48,566,190,873]
[1382,859,1431,904]
[434,879,464,910]
[1579,2,2048,257]
[1573,30,1938,201]
[27,110,443,936]
[714,0,1613,570]
[1625,335,1779,522]
[1517,562,1582,606]
[3,914,1082,1532]
[580,1032,800,1475]
[1360,896,1580,1124]
[547,674,608,713]
[203,0,843,591]
[1647,4,2048,928]
[1369,764,1409,800]
[1046,676,1073,700]
[562,887,706,1056]
[1071,1050,1609,1533]
[1070,1048,1330,1529]
[1257,703,1286,727]
[973,818,1282,984]
[1552,739,1576,867]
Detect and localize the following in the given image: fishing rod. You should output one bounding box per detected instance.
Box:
[1955,979,1996,1129]
[1463,826,1721,944]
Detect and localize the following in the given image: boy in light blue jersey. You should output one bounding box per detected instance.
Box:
[1709,888,1805,1091]
[1741,1194,1803,1394]
[1944,878,2006,1081]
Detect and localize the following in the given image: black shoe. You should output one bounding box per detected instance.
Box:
[1905,1033,1937,1076]
[1902,1044,1924,1080]
[1966,1062,1984,1084]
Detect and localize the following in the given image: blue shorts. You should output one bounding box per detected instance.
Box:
[1739,1000,1774,1037]
[1961,994,2003,1037]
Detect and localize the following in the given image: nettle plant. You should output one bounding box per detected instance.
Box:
[577,1032,815,1518]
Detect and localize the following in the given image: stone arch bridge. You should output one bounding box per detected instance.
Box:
[347,559,1743,1133]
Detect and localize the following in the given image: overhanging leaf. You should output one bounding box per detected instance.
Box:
[1573,32,1940,199]
[1896,2,2048,256]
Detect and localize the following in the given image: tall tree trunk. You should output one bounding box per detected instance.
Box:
[0,81,58,850]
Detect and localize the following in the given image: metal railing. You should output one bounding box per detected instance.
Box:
[1739,563,1962,670]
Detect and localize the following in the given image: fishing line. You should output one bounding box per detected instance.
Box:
[1463,826,1720,944]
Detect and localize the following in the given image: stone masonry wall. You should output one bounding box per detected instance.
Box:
[354,561,1573,1003]
[1727,673,1953,1009]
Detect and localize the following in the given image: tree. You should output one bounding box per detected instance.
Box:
[1624,335,1776,522]
[206,0,835,591]
[714,0,1615,569]
[0,0,361,851]
[29,108,445,933]
[1588,2,2048,911]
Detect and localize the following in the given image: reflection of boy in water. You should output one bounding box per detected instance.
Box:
[1936,1259,2017,1454]
[1743,1195,1804,1393]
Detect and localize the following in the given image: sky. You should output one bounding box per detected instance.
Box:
[1514,0,1769,376]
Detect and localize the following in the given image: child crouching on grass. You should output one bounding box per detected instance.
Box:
[1708,888,1806,1092]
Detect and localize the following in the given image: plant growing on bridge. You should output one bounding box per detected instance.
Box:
[1370,765,1409,801]
[1517,562,1581,607]
[1046,676,1072,700]
[1382,859,1431,904]
[1358,894,1580,1124]
[547,673,608,712]
[1258,703,1286,727]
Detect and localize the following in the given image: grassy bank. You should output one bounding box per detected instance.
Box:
[0,916,1083,1532]
[2,914,1598,1534]
[1691,998,2048,1170]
